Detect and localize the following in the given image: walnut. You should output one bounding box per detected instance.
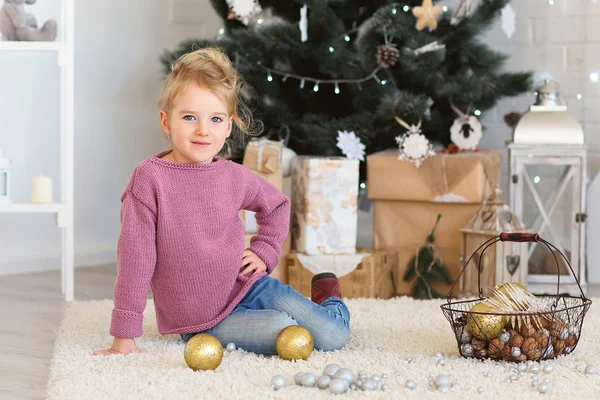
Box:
[500,345,512,361]
[539,316,552,329]
[519,324,536,338]
[472,338,486,351]
[521,337,539,359]
[531,350,542,361]
[509,332,524,347]
[488,338,505,359]
[550,319,567,338]
[566,334,577,347]
[554,339,565,356]
[534,330,549,349]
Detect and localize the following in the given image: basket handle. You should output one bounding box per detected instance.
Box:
[446,233,587,304]
[499,232,540,242]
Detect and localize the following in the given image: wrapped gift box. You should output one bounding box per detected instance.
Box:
[245,233,291,283]
[367,149,501,203]
[367,149,502,297]
[286,250,397,299]
[291,156,359,255]
[374,201,481,296]
[243,138,283,173]
[239,167,284,233]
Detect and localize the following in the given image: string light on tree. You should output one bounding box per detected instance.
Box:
[267,72,273,82]
[313,82,319,92]
[329,46,334,53]
[403,5,410,12]
[334,82,340,94]
[590,72,599,83]
[474,109,482,116]
[577,93,583,100]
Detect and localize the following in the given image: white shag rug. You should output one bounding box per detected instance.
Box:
[47,297,600,399]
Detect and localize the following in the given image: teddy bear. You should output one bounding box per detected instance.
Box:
[0,0,57,41]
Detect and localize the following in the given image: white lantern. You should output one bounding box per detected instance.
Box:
[508,80,587,295]
[0,148,11,204]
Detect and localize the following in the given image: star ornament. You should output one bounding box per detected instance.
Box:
[412,0,443,31]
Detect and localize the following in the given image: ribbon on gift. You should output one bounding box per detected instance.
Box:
[297,252,371,278]
[245,138,283,173]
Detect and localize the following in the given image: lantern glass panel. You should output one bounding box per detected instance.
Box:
[522,164,573,277]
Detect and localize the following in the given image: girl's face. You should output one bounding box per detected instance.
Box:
[160,83,233,164]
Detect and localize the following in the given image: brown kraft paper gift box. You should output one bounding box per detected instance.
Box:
[238,168,284,232]
[367,149,501,297]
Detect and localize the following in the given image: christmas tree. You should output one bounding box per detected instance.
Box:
[161,0,532,176]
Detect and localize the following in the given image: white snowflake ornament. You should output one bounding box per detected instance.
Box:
[226,0,262,25]
[336,130,365,161]
[501,4,516,39]
[395,128,435,168]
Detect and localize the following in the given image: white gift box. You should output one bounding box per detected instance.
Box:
[291,156,359,255]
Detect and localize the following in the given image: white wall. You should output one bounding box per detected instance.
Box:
[0,0,221,274]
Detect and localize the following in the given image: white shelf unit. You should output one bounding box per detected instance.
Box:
[0,0,75,301]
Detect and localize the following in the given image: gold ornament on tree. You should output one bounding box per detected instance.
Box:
[275,325,314,361]
[412,0,443,31]
[184,333,224,371]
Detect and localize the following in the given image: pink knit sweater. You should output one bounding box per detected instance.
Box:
[110,151,290,338]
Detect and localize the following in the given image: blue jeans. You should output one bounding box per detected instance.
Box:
[180,276,351,355]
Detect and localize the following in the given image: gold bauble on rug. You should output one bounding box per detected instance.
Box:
[184,333,223,371]
[467,302,507,340]
[275,325,314,361]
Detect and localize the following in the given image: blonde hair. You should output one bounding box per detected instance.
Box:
[158,47,261,156]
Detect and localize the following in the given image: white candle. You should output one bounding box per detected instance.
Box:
[31,174,53,204]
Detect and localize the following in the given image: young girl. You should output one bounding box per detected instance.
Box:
[93,48,350,357]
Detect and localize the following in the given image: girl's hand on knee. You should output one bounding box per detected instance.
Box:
[240,250,267,275]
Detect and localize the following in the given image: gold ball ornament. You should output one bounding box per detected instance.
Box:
[184,333,223,371]
[467,302,507,340]
[275,325,314,361]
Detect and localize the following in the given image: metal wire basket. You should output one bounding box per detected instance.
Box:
[440,232,592,362]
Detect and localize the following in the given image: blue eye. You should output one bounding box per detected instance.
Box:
[211,116,223,123]
[183,115,196,121]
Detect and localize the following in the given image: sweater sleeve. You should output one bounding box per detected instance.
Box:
[241,170,290,274]
[110,186,157,338]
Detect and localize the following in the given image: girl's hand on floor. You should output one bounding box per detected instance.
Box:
[92,337,140,356]
[240,250,267,276]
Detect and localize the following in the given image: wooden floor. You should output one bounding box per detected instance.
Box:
[1,264,598,400]
[0,264,118,400]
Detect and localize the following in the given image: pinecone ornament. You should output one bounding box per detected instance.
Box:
[376,44,400,68]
